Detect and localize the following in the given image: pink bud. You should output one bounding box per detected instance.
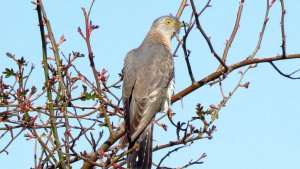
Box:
[210,104,218,110]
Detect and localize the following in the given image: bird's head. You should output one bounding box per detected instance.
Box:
[150,15,184,39]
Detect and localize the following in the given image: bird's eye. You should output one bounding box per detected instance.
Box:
[164,19,172,25]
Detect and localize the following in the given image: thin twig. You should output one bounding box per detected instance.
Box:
[279,0,286,57]
[81,1,113,134]
[182,38,195,83]
[269,62,300,79]
[0,128,25,154]
[156,144,190,168]
[248,0,271,59]
[217,0,245,71]
[176,0,187,18]
[171,53,300,103]
[190,0,228,71]
[36,1,66,168]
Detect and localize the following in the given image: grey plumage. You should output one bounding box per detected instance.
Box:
[122,15,182,169]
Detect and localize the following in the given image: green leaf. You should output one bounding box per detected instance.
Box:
[91,92,97,100]
[3,68,16,78]
[17,57,26,66]
[22,112,30,122]
[81,91,98,101]
[39,132,46,138]
[191,116,201,121]
[211,112,219,121]
[81,91,91,101]
[20,90,27,97]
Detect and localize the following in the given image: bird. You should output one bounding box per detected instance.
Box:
[122,15,183,169]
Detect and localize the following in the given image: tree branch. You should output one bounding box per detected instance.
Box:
[248,0,271,59]
[176,0,187,18]
[171,53,300,103]
[218,0,245,71]
[190,0,228,71]
[269,62,300,79]
[36,1,66,168]
[279,0,286,57]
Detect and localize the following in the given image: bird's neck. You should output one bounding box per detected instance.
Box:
[142,30,171,50]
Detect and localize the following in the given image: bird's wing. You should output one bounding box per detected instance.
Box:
[123,50,137,143]
[122,50,137,99]
[122,46,174,142]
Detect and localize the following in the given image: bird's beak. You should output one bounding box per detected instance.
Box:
[176,21,184,28]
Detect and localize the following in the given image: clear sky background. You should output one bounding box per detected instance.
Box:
[1,0,300,169]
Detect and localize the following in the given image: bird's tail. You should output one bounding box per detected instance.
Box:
[128,124,153,169]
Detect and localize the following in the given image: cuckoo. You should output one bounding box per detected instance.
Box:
[122,15,183,169]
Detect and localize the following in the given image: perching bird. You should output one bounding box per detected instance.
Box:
[122,15,183,169]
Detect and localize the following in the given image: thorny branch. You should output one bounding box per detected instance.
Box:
[217,0,245,71]
[156,144,190,168]
[248,0,271,59]
[79,0,113,134]
[172,53,300,103]
[190,0,229,72]
[36,0,66,168]
[269,62,300,79]
[155,143,206,169]
[279,0,286,57]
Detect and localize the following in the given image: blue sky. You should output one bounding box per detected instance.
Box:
[1,0,300,169]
